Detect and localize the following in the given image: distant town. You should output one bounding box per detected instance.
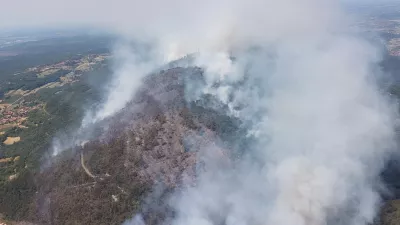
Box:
[358,7,400,56]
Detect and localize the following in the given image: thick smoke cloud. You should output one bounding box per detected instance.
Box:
[24,0,397,224]
[120,1,396,225]
[167,32,396,225]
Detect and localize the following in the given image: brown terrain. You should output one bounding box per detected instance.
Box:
[0,65,397,225]
[37,66,400,225]
[10,67,235,225]
[3,137,20,145]
[0,34,399,224]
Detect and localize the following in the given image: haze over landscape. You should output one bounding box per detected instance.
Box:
[1,1,400,225]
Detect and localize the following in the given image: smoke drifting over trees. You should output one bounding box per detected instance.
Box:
[6,0,398,225]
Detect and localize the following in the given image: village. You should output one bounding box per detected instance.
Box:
[388,38,400,56]
[358,14,400,56]
[0,101,40,129]
[26,53,109,77]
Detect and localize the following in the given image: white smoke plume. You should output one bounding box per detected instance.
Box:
[114,1,396,225]
[51,40,164,156]
[82,41,163,124]
[34,0,397,224]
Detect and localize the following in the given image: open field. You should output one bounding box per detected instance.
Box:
[3,137,20,145]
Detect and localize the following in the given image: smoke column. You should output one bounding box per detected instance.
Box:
[50,40,164,156]
[113,0,397,225]
[42,0,397,223]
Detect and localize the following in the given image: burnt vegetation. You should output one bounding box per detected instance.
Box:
[0,67,240,225]
[0,36,400,224]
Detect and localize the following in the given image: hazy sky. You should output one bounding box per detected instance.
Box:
[1,0,109,28]
[0,0,397,30]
